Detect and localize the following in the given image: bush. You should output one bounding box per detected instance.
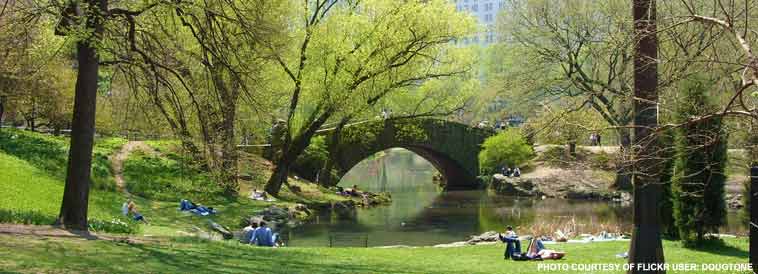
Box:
[478,128,534,174]
[0,209,139,234]
[88,218,141,234]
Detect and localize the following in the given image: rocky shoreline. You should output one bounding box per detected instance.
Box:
[243,192,392,230]
[489,173,631,202]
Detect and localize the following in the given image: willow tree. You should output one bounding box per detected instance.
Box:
[263,0,476,196]
[107,0,286,195]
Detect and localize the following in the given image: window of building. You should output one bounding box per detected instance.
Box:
[485,3,493,11]
[471,4,478,12]
[484,14,492,22]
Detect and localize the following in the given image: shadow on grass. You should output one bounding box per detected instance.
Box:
[688,238,748,259]
[120,238,428,274]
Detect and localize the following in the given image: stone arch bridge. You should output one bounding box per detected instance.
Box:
[288,118,494,190]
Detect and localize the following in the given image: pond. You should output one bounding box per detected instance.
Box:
[284,148,747,247]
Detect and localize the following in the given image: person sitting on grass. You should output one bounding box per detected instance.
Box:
[526,236,565,260]
[498,226,521,259]
[127,201,149,224]
[251,221,275,247]
[241,219,258,244]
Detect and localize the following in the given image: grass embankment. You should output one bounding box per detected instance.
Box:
[0,129,136,233]
[0,129,352,236]
[0,234,750,274]
[120,140,352,236]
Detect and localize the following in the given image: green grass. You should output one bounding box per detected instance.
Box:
[0,152,137,233]
[0,129,127,191]
[0,235,751,274]
[122,149,221,202]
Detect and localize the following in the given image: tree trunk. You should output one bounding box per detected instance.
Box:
[265,110,335,196]
[0,95,5,129]
[751,166,758,271]
[57,0,106,231]
[318,118,349,187]
[614,128,633,190]
[219,98,238,196]
[567,142,577,157]
[627,0,664,273]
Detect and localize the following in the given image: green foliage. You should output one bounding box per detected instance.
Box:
[671,77,728,246]
[294,135,330,179]
[478,128,534,173]
[123,150,221,202]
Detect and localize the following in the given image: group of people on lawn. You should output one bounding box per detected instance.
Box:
[241,219,281,247]
[499,226,565,261]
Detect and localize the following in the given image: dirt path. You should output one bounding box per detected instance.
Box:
[0,223,159,244]
[110,141,156,195]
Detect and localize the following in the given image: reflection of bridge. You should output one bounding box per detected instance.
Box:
[305,118,493,190]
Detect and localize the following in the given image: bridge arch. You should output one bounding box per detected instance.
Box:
[318,119,493,190]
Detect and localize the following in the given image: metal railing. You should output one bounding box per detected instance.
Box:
[328,232,368,247]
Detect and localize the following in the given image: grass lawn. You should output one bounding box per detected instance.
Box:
[0,152,125,223]
[0,234,751,274]
[0,129,353,237]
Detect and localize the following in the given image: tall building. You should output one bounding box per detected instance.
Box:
[453,0,508,45]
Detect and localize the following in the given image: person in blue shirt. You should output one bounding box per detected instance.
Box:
[241,219,258,244]
[251,221,275,247]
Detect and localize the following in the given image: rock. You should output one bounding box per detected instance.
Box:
[490,176,543,197]
[466,231,500,244]
[434,241,470,248]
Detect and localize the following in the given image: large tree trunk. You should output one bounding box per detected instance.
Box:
[265,110,334,196]
[57,0,106,231]
[613,128,633,190]
[219,94,238,196]
[627,0,664,273]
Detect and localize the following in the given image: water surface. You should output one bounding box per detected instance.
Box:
[284,148,746,247]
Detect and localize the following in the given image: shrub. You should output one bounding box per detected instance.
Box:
[478,128,534,174]
[0,209,139,234]
[88,218,141,234]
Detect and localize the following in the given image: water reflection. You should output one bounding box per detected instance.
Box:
[285,148,746,247]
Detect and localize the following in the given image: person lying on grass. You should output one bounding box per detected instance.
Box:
[526,236,564,260]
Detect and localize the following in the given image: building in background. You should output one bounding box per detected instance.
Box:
[453,0,508,45]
